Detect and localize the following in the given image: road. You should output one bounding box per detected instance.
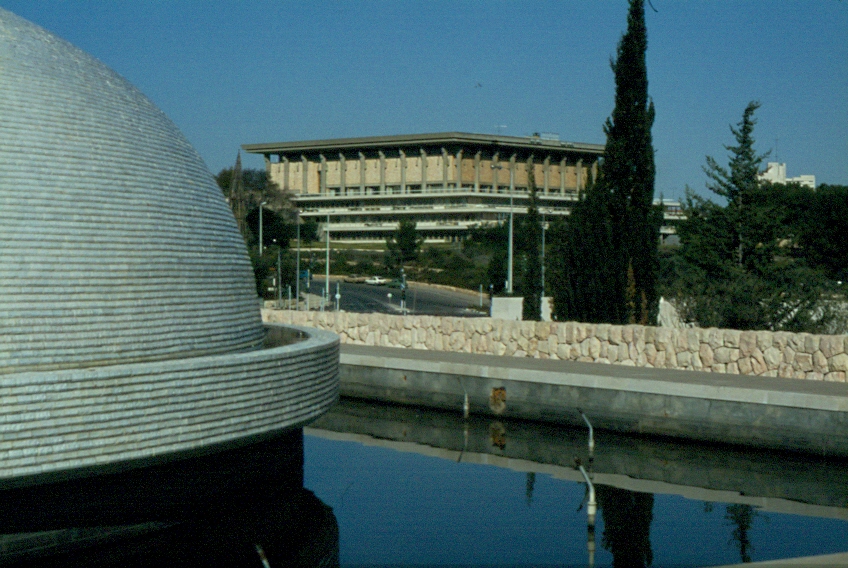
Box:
[303,279,488,317]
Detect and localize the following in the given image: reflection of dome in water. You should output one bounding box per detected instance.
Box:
[0,9,263,373]
[0,9,338,485]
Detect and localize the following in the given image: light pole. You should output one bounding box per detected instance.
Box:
[492,162,514,294]
[295,210,301,311]
[258,201,267,256]
[325,212,330,309]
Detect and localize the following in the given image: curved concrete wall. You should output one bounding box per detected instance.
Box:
[0,9,264,375]
[0,325,339,486]
[267,310,848,382]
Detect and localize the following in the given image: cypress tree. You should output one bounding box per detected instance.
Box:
[603,0,658,325]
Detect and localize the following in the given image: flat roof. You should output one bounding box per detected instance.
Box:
[242,131,605,156]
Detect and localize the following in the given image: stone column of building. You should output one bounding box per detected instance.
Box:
[441,148,449,190]
[319,154,328,194]
[420,148,428,193]
[378,150,386,194]
[543,156,550,195]
[560,158,567,195]
[455,149,463,189]
[576,159,583,191]
[492,152,500,194]
[591,159,598,184]
[474,151,481,192]
[399,149,407,194]
[282,156,290,192]
[359,151,366,194]
[301,155,308,195]
[339,153,346,195]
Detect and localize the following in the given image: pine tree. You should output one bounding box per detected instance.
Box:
[603,0,658,325]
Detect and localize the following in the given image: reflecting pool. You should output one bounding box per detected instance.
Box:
[305,398,848,567]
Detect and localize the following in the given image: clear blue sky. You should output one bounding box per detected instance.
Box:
[4,1,846,198]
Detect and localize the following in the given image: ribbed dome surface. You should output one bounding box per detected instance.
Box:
[0,9,264,374]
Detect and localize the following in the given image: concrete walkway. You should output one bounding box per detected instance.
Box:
[339,344,848,456]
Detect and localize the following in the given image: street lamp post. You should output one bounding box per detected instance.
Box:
[492,163,514,294]
[258,201,267,256]
[325,212,330,309]
[295,211,301,311]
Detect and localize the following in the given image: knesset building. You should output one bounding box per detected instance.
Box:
[244,132,683,243]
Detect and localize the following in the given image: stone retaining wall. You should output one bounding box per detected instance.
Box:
[263,310,848,383]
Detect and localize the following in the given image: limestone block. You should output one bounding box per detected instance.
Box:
[727,361,739,375]
[596,358,611,364]
[750,349,767,374]
[674,328,688,351]
[587,337,601,359]
[831,353,848,372]
[804,334,820,354]
[644,326,657,344]
[778,363,794,378]
[619,359,636,366]
[609,326,622,345]
[825,371,846,382]
[654,350,666,368]
[521,322,534,339]
[388,329,400,346]
[714,347,731,364]
[708,328,724,349]
[738,357,752,375]
[495,342,507,356]
[400,329,413,347]
[621,325,634,344]
[505,340,517,356]
[795,353,813,372]
[577,356,593,362]
[691,352,703,370]
[538,339,550,354]
[600,341,609,359]
[723,329,741,348]
[805,371,824,381]
[813,350,828,373]
[762,370,778,377]
[655,327,670,347]
[576,323,589,342]
[450,331,466,351]
[763,347,782,370]
[686,329,701,352]
[637,351,649,366]
[434,334,444,351]
[619,343,630,362]
[580,339,590,358]
[564,321,576,343]
[794,370,806,380]
[515,350,527,358]
[608,346,619,363]
[548,335,558,354]
[677,350,691,368]
[787,333,806,352]
[645,343,658,365]
[820,336,845,358]
[739,331,757,357]
[557,344,570,359]
[491,320,503,342]
[595,324,610,341]
[699,344,714,368]
[441,318,454,335]
[365,331,377,346]
[510,321,522,341]
[756,330,772,352]
[665,349,678,369]
[712,363,726,374]
[628,343,638,361]
[782,346,796,365]
[518,335,530,351]
[771,331,789,351]
[536,322,551,341]
[571,344,582,359]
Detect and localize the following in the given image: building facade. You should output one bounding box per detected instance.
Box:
[758,162,816,189]
[243,132,680,242]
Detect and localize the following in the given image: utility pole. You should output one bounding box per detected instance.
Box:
[258,201,267,255]
[492,162,514,294]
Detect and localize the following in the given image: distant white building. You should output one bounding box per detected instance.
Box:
[759,162,816,189]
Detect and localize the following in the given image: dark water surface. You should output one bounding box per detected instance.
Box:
[1,399,846,567]
[306,399,848,567]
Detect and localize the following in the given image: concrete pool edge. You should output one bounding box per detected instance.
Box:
[339,344,848,456]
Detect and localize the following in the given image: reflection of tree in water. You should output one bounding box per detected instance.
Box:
[725,504,760,563]
[597,485,654,567]
[525,472,535,506]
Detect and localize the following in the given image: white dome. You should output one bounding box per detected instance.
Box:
[0,9,264,374]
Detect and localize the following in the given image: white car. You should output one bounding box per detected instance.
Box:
[364,276,388,285]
